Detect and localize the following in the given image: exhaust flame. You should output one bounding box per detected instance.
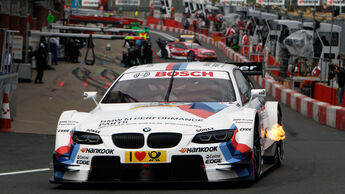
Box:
[266,124,286,141]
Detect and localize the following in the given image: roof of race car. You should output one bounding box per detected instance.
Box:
[125,62,237,73]
[180,35,195,37]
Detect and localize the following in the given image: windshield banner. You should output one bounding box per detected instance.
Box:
[121,71,230,81]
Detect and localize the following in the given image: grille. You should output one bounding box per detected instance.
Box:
[147,133,182,148]
[112,133,144,149]
[204,52,215,56]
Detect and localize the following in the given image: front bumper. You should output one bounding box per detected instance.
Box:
[51,153,253,183]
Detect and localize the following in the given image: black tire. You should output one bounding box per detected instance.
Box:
[162,49,168,59]
[252,121,262,182]
[275,109,284,166]
[188,51,195,61]
[275,140,284,167]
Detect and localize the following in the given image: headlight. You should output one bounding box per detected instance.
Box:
[192,130,233,144]
[72,131,103,145]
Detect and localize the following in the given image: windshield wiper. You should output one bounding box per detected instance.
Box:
[164,70,175,102]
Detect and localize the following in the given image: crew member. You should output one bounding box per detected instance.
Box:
[336,64,345,104]
[35,42,47,84]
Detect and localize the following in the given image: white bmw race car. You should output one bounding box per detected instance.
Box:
[51,62,285,183]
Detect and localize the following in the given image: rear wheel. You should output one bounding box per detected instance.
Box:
[275,109,284,166]
[187,51,195,61]
[264,108,284,166]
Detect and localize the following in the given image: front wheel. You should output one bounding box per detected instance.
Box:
[252,123,262,182]
[187,51,195,61]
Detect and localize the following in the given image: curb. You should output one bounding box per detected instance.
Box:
[149,24,345,131]
[254,75,345,131]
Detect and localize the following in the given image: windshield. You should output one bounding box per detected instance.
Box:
[101,71,236,103]
[186,43,201,49]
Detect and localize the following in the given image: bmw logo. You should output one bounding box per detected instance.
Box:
[143,127,151,132]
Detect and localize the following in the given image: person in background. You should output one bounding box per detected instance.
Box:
[50,37,59,65]
[34,43,47,84]
[183,19,190,30]
[336,64,345,105]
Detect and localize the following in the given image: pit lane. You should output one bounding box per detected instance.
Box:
[1,31,345,193]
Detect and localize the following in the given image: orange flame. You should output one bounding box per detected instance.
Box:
[266,124,286,141]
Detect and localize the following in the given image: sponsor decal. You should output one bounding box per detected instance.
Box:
[205,154,222,164]
[233,119,253,124]
[155,71,214,77]
[99,117,203,129]
[99,119,129,128]
[58,129,69,133]
[196,127,214,133]
[85,129,100,134]
[77,155,89,160]
[179,146,218,153]
[80,148,114,154]
[239,128,251,131]
[205,159,222,164]
[58,120,79,126]
[202,63,226,68]
[125,151,167,163]
[133,72,150,78]
[206,154,221,159]
[76,160,90,165]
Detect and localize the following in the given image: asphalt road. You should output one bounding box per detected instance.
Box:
[1,30,345,193]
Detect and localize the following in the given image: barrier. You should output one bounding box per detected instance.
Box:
[0,91,12,132]
[163,19,182,29]
[254,75,345,131]
[0,73,18,123]
[147,16,161,26]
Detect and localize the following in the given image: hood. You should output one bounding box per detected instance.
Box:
[76,102,243,136]
[194,48,215,54]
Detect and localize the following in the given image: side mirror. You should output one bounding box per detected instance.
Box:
[250,89,266,101]
[83,92,98,105]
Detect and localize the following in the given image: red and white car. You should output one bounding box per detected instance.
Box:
[160,42,217,61]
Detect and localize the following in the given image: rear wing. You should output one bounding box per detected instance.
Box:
[230,62,263,76]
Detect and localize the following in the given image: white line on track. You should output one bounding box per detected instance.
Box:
[0,168,50,176]
[150,30,176,41]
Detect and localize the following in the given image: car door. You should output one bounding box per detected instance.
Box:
[168,43,180,56]
[175,43,188,57]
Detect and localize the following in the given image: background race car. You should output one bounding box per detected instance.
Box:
[159,42,217,61]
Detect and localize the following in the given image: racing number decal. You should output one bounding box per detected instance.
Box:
[125,151,167,163]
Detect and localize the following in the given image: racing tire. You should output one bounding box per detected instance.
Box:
[251,120,262,182]
[275,140,284,167]
[187,51,195,61]
[275,109,284,167]
[162,49,168,59]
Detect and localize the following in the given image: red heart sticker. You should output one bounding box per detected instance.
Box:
[135,151,146,161]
